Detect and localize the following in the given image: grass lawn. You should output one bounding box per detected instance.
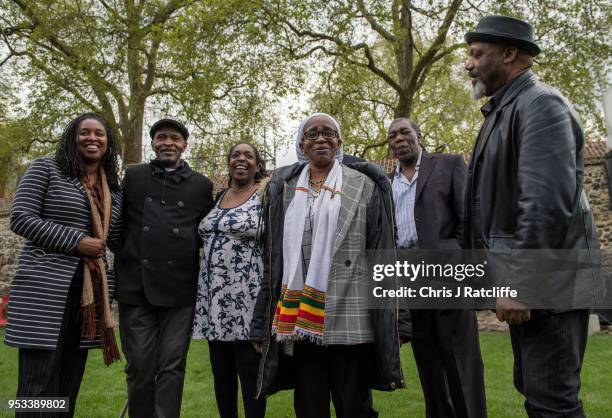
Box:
[0,332,610,417]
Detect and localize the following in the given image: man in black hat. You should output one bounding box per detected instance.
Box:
[463,15,599,417]
[116,119,213,418]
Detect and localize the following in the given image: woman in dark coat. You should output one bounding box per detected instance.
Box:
[6,112,123,416]
[250,113,410,418]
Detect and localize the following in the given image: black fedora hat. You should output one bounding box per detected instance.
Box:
[465,15,540,56]
[149,118,190,141]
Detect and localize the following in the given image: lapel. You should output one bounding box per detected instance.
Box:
[415,152,435,203]
[283,179,297,212]
[332,166,365,255]
[69,177,89,206]
[472,71,536,164]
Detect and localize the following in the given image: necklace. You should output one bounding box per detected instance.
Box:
[230,183,256,193]
[309,178,325,186]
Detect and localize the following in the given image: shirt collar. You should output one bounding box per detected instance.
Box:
[150,159,192,179]
[394,150,422,179]
[480,69,529,117]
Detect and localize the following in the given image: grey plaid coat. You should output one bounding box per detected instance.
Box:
[250,162,411,397]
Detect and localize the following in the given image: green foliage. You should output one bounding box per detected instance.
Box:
[271,0,611,155]
[0,83,55,196]
[1,0,609,167]
[1,332,611,417]
[0,0,295,168]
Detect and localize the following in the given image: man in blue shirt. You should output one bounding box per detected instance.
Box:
[388,118,486,418]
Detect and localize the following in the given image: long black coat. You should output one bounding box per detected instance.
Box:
[115,160,213,307]
[464,71,602,308]
[464,71,599,251]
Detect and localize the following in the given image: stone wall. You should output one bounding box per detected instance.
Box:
[0,215,24,296]
[584,163,611,251]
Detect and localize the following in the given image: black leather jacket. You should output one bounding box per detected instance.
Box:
[250,162,411,398]
[464,71,602,306]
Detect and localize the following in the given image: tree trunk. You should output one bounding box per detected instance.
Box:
[121,106,145,165]
[394,94,412,119]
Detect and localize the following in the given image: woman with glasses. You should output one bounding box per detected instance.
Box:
[250,113,410,418]
[193,143,268,418]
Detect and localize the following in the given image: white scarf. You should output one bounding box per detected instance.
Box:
[273,160,342,342]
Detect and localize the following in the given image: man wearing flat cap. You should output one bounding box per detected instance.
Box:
[116,119,213,417]
[463,15,600,417]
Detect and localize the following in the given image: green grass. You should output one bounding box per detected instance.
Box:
[0,332,610,417]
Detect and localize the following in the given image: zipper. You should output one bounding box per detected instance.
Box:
[256,184,273,399]
[387,177,405,387]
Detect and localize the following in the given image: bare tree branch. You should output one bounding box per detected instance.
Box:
[407,0,463,96]
[356,0,397,43]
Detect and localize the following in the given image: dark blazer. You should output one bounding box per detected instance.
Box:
[6,156,122,350]
[116,160,213,307]
[390,151,466,249]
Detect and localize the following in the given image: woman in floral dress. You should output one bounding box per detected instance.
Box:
[193,142,267,418]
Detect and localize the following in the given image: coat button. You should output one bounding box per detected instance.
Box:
[143,226,150,232]
[143,259,149,264]
[173,228,179,234]
[145,197,152,203]
[177,201,184,207]
[168,260,174,266]
[345,260,351,267]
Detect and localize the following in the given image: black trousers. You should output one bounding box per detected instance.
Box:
[119,303,195,418]
[510,310,589,418]
[17,272,88,418]
[293,342,374,418]
[410,309,487,418]
[208,341,266,418]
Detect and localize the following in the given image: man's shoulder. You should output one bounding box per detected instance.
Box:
[517,79,566,106]
[189,171,213,188]
[125,162,151,175]
[427,152,464,165]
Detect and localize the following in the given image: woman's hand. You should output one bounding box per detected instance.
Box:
[76,237,106,257]
[252,342,262,354]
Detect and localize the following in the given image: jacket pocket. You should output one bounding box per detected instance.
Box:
[488,235,512,251]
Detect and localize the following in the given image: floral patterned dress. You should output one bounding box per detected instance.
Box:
[192,191,264,341]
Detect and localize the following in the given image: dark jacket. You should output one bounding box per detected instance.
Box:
[250,162,410,398]
[464,71,601,306]
[391,151,466,249]
[464,70,598,251]
[116,160,213,307]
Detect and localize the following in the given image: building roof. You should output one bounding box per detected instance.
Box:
[584,141,607,165]
[209,173,228,192]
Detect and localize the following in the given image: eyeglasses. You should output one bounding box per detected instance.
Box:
[302,128,338,141]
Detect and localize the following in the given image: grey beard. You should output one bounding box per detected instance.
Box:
[472,78,487,100]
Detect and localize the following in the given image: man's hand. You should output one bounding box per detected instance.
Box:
[252,342,262,354]
[496,297,531,325]
[76,237,106,258]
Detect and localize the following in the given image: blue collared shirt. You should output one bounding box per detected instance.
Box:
[392,151,422,248]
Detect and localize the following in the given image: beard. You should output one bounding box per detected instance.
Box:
[471,77,487,100]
